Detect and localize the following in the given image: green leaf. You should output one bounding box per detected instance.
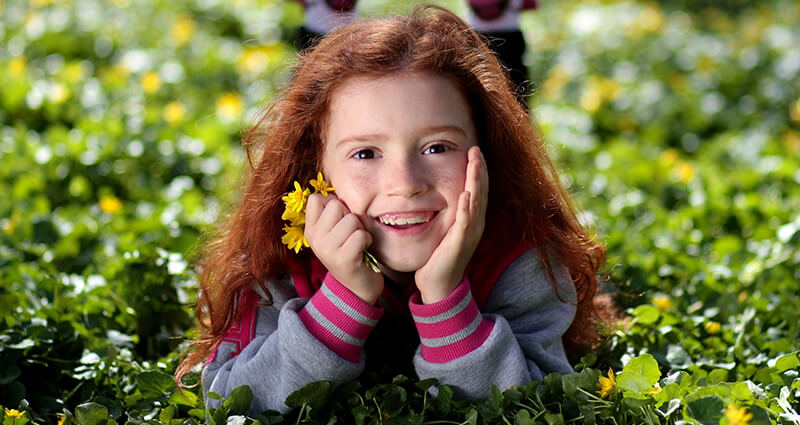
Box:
[775,351,800,372]
[544,412,565,425]
[351,404,371,425]
[464,408,478,425]
[169,389,199,407]
[75,403,110,425]
[159,405,175,424]
[617,371,652,395]
[684,396,723,424]
[135,370,175,399]
[633,305,660,325]
[435,385,453,415]
[514,409,533,425]
[223,385,254,414]
[284,381,331,409]
[622,354,661,385]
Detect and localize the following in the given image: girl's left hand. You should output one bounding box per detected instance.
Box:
[415,146,488,304]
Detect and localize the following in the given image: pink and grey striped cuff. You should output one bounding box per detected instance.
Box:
[298,273,384,363]
[409,278,494,363]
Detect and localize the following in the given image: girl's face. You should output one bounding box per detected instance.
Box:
[321,72,478,279]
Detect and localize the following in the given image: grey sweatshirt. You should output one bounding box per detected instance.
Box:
[202,249,577,413]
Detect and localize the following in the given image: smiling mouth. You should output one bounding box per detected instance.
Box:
[377,212,435,227]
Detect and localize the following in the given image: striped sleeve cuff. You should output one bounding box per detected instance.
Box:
[409,278,494,363]
[298,273,384,363]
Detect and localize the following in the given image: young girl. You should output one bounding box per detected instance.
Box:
[177,5,605,413]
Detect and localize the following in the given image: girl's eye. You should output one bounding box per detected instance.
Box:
[423,144,450,155]
[353,149,377,159]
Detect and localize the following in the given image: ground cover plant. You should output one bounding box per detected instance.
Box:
[1,0,799,423]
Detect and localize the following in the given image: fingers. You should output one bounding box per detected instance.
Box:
[305,194,370,261]
[462,146,488,228]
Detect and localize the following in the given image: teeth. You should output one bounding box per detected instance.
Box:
[379,215,430,226]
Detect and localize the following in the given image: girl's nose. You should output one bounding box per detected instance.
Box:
[386,157,427,198]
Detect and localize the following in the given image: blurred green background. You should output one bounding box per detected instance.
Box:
[1,0,799,423]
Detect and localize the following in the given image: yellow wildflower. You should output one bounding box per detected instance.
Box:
[57,415,66,425]
[282,182,310,214]
[141,71,161,94]
[652,294,672,312]
[724,405,752,425]
[310,172,335,197]
[100,195,123,214]
[281,207,305,227]
[790,99,800,123]
[647,383,662,396]
[50,83,70,104]
[9,56,27,78]
[4,408,24,418]
[164,101,185,125]
[704,321,721,334]
[216,93,243,122]
[597,368,616,399]
[660,149,679,167]
[676,161,694,183]
[172,15,196,46]
[282,225,308,254]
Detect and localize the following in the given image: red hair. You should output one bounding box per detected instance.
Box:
[177,4,606,384]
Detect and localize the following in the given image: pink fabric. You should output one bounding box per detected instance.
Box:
[298,273,383,363]
[419,321,494,363]
[409,278,494,363]
[206,288,259,364]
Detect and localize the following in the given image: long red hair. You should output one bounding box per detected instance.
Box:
[177,4,606,384]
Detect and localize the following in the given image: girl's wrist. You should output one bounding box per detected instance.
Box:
[418,278,461,304]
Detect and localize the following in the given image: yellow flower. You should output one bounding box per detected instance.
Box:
[675,161,694,183]
[704,321,721,334]
[57,414,66,425]
[164,101,185,125]
[281,207,305,227]
[141,71,161,94]
[216,93,243,122]
[647,383,663,396]
[310,172,335,197]
[724,405,752,425]
[49,82,70,104]
[652,294,673,312]
[172,15,196,46]
[9,56,27,78]
[282,182,310,214]
[790,99,800,123]
[100,195,123,214]
[4,408,24,418]
[597,368,616,399]
[282,225,309,254]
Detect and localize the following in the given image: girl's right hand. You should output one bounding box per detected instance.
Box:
[305,193,384,304]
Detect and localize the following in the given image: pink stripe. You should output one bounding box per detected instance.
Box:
[311,291,374,339]
[415,303,481,339]
[421,319,494,363]
[298,308,362,362]
[324,274,383,320]
[408,277,471,317]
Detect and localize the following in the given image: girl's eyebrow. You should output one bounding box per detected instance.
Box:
[335,125,467,147]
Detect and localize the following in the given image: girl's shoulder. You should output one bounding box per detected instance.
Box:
[205,276,298,366]
[484,248,577,314]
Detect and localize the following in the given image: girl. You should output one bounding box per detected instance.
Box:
[177,5,605,413]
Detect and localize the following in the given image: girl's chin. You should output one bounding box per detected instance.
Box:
[375,252,430,279]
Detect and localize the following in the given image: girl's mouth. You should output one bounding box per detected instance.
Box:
[376,212,435,230]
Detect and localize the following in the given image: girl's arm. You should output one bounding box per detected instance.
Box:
[410,249,576,399]
[202,277,382,413]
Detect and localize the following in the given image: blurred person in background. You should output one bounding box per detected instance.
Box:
[294,0,536,105]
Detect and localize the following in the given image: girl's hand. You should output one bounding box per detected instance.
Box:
[415,146,488,304]
[305,193,384,304]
